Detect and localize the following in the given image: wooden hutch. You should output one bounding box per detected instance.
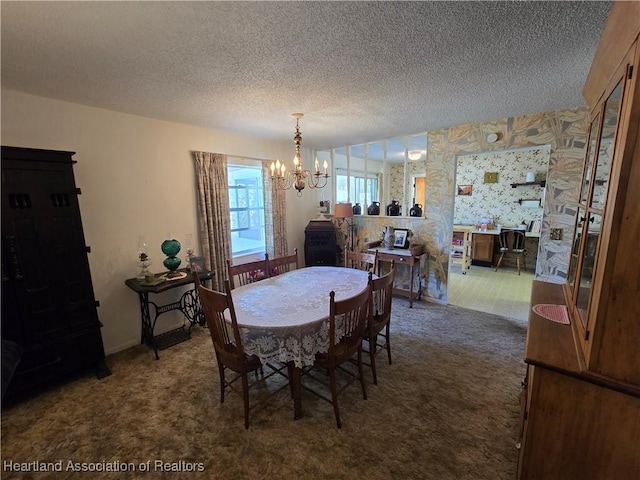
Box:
[517,2,640,478]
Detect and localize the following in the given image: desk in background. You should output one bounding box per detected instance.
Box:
[470,229,540,270]
[125,269,214,359]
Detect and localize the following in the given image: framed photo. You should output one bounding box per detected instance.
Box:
[393,229,409,248]
[484,172,498,183]
[188,256,205,272]
[457,184,473,196]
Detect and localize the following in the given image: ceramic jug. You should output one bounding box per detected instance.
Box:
[387,200,401,216]
[383,226,396,249]
[409,203,423,217]
[367,201,380,215]
[352,203,362,215]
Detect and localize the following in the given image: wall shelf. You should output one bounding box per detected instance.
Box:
[510,180,546,188]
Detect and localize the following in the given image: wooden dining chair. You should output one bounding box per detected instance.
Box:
[363,262,395,385]
[345,250,378,273]
[194,275,288,429]
[494,229,527,275]
[304,282,371,428]
[226,257,269,289]
[267,248,299,276]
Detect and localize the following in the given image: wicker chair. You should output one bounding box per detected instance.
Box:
[363,262,395,385]
[226,257,269,289]
[194,275,288,429]
[303,281,371,428]
[267,248,299,276]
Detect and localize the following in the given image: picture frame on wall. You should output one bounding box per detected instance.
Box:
[457,184,473,196]
[393,229,409,248]
[484,172,498,183]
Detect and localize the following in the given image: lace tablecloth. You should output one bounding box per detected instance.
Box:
[228,267,371,368]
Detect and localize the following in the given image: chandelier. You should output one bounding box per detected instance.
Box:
[270,113,329,196]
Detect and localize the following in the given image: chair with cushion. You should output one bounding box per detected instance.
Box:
[345,250,378,273]
[267,248,299,276]
[226,257,269,289]
[363,262,395,385]
[494,229,527,275]
[303,281,371,428]
[194,275,288,429]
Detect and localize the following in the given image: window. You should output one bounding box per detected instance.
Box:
[228,161,265,257]
[335,170,378,206]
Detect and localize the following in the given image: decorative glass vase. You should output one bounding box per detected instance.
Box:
[383,226,395,249]
[161,238,182,277]
[136,236,152,281]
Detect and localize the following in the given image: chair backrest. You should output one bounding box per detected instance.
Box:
[498,230,526,251]
[345,250,378,273]
[267,248,299,276]
[327,282,371,362]
[226,257,269,289]
[194,275,246,371]
[370,262,395,329]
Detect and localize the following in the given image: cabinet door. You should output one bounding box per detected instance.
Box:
[567,43,637,361]
[1,157,100,346]
[472,234,494,263]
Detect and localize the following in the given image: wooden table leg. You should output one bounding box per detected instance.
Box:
[290,362,302,419]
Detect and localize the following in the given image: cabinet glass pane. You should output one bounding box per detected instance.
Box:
[580,115,600,204]
[591,79,623,210]
[567,207,586,294]
[575,212,602,329]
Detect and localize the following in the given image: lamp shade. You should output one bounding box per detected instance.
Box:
[334,203,353,218]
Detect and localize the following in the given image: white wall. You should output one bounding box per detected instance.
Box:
[1,90,318,354]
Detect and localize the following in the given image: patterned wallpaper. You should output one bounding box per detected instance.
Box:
[347,107,589,304]
[453,147,550,227]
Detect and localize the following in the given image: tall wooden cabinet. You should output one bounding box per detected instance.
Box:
[304,220,337,266]
[1,146,110,399]
[518,3,640,478]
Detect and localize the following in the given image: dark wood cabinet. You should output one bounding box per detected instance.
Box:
[471,233,494,266]
[1,146,110,399]
[304,220,337,266]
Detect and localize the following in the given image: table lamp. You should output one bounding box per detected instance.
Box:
[334,202,355,251]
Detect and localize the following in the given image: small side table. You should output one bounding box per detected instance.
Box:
[125,269,214,359]
[367,242,425,307]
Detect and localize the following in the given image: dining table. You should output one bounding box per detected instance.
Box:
[226,266,372,419]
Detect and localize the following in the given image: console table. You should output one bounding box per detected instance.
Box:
[125,269,214,359]
[367,242,425,307]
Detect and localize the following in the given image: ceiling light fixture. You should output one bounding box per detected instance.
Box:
[408,150,423,161]
[270,113,329,196]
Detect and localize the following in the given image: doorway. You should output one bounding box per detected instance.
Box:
[448,146,551,323]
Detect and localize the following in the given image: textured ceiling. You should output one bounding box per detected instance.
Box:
[1,1,612,153]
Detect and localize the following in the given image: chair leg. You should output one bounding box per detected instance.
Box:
[357,347,367,401]
[386,323,392,365]
[516,256,521,275]
[494,253,505,272]
[242,372,250,429]
[369,336,378,385]
[218,363,226,404]
[328,368,342,429]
